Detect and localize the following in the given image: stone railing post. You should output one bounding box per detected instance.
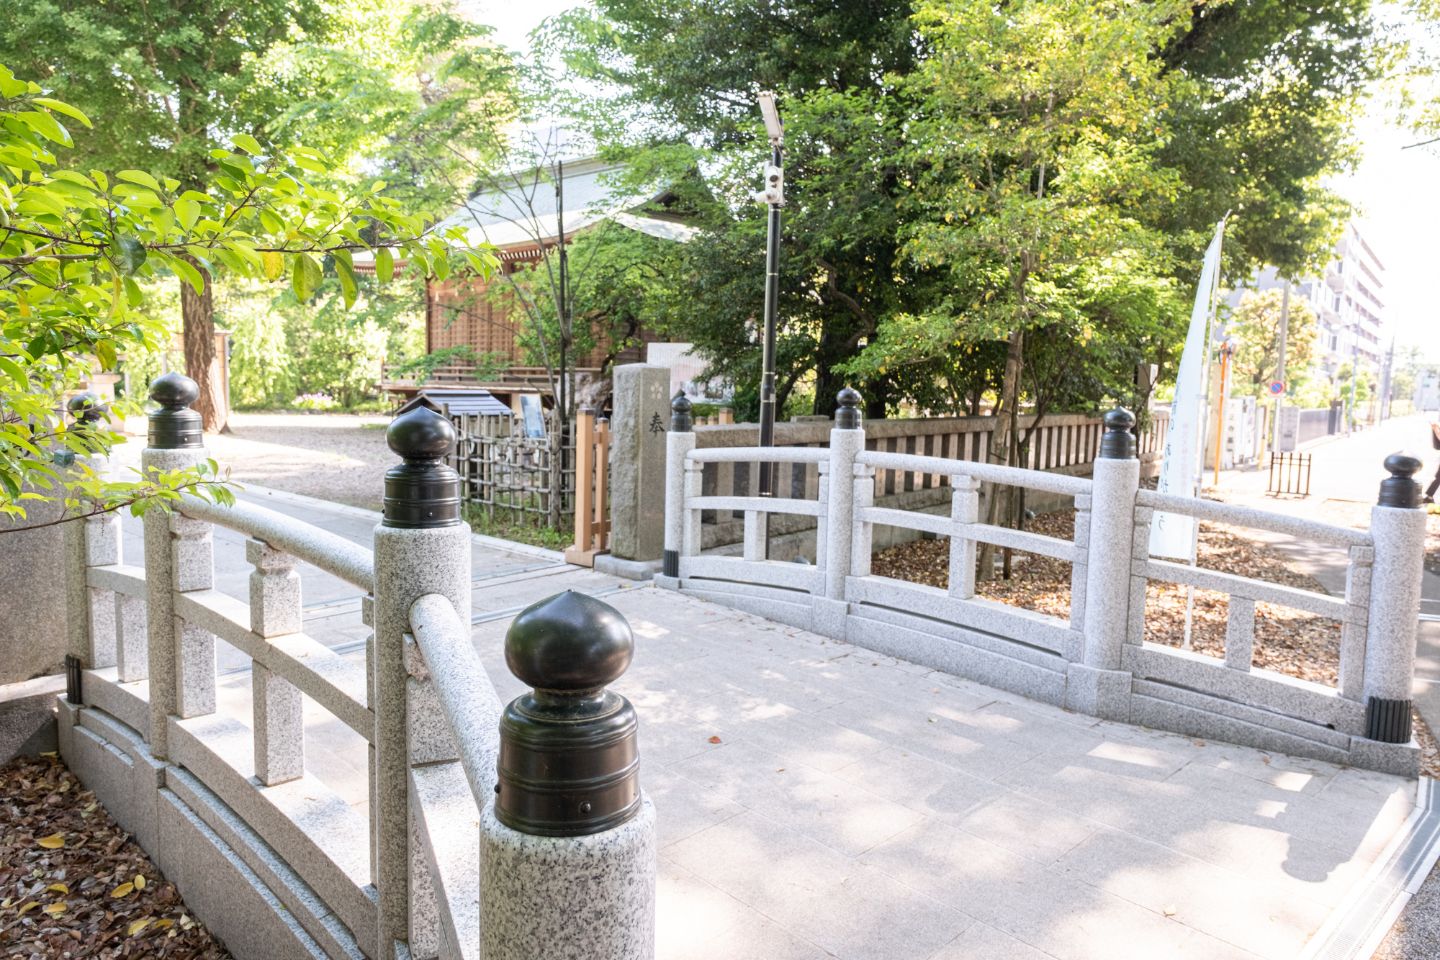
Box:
[63,393,120,705]
[482,591,656,960]
[248,539,304,786]
[142,373,211,758]
[1066,409,1139,720]
[813,388,864,636]
[659,393,694,586]
[372,405,471,959]
[1354,454,1427,774]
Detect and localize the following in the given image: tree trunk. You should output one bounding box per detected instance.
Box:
[180,265,227,433]
[977,327,1025,582]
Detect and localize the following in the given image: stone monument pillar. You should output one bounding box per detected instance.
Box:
[608,364,671,564]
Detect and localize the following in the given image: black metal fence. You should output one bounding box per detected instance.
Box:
[1267,451,1312,497]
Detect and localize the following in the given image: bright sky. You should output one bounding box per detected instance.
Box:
[474,2,1438,361]
[1343,109,1440,362]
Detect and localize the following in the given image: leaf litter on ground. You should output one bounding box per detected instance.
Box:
[0,753,231,958]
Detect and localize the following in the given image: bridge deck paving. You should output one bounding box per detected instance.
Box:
[188,484,1417,960]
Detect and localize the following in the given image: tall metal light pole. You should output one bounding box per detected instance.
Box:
[756,91,784,501]
[1271,280,1290,453]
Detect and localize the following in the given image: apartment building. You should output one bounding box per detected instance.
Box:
[1236,222,1388,384]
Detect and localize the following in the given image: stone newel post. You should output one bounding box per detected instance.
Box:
[372,406,472,958]
[141,373,212,758]
[63,392,117,704]
[814,388,864,636]
[1361,454,1428,754]
[481,590,657,960]
[1067,409,1140,720]
[661,393,694,582]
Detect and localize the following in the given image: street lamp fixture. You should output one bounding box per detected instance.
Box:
[759,91,783,145]
[755,91,784,521]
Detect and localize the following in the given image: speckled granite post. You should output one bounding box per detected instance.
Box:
[372,405,471,959]
[142,374,208,759]
[816,389,864,637]
[482,591,656,960]
[61,394,119,681]
[479,798,657,960]
[1361,454,1427,758]
[659,394,694,587]
[1068,410,1140,720]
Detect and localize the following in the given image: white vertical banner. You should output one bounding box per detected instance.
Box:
[1149,219,1226,560]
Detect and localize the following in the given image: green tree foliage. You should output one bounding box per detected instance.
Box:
[0,67,493,527]
[1224,288,1318,398]
[0,0,348,430]
[223,273,433,409]
[555,0,1386,423]
[548,0,930,419]
[1154,0,1391,276]
[0,0,518,431]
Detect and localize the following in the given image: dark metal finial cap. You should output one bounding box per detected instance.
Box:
[1378,452,1423,508]
[1098,408,1137,459]
[496,591,641,837]
[835,386,862,429]
[670,392,693,433]
[382,406,460,528]
[505,590,634,692]
[67,392,106,425]
[147,373,203,449]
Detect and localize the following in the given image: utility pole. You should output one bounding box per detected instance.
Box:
[1271,280,1290,452]
[755,92,784,502]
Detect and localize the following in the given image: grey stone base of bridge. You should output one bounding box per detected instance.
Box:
[55,698,365,960]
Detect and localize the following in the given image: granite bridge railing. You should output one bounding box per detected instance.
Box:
[660,388,1430,777]
[59,373,655,960]
[686,407,1169,556]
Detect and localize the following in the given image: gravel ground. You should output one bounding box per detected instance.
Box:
[193,412,392,511]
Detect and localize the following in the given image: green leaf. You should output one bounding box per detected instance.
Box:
[232,133,263,156]
[290,253,323,301]
[174,198,200,232]
[335,256,358,309]
[111,237,148,275]
[32,97,91,129]
[19,110,70,146]
[116,170,163,193]
[258,209,283,237]
[375,246,394,284]
[95,340,117,371]
[0,65,27,98]
[0,357,29,389]
[169,256,206,295]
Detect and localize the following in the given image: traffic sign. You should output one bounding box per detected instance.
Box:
[1267,380,1285,396]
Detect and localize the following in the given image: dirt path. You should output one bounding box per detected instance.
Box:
[120,412,395,511]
